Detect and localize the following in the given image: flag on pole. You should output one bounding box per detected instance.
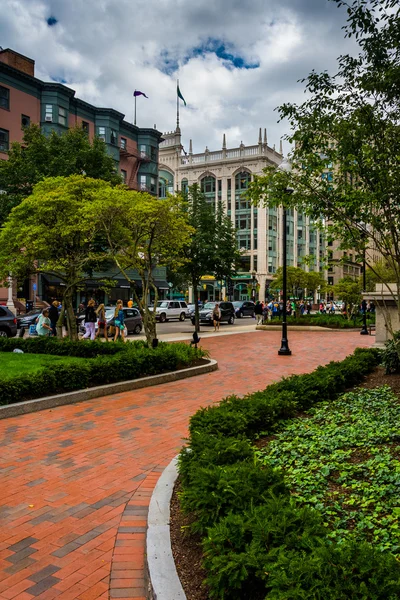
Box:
[133,90,148,98]
[177,84,186,106]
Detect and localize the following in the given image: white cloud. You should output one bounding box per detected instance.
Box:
[0,0,355,154]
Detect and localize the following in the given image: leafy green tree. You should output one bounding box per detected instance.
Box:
[0,124,121,224]
[179,184,242,332]
[90,193,192,346]
[272,267,326,301]
[0,175,118,339]
[333,278,362,319]
[248,0,400,333]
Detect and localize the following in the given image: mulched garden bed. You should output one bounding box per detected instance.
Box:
[170,366,400,600]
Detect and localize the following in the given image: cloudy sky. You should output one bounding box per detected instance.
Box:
[1,0,355,154]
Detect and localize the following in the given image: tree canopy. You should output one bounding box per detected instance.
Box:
[179,184,242,331]
[271,266,326,300]
[0,124,121,224]
[248,0,400,324]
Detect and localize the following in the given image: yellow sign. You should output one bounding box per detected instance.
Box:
[200,275,215,280]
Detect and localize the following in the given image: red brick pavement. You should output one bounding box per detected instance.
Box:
[0,331,373,599]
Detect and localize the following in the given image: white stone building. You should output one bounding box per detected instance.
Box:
[159,126,325,302]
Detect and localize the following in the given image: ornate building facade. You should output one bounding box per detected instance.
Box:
[159,126,325,302]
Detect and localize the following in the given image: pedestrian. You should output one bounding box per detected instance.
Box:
[254,301,263,325]
[262,302,269,323]
[127,298,133,308]
[83,299,97,341]
[212,303,221,332]
[36,309,52,336]
[48,300,59,337]
[95,303,108,341]
[114,300,125,342]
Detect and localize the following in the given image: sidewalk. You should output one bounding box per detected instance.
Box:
[0,331,373,599]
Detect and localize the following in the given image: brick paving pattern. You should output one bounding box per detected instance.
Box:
[0,331,373,599]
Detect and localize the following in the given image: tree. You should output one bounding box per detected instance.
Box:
[0,124,121,224]
[90,193,192,346]
[248,0,400,335]
[333,278,362,319]
[179,184,242,332]
[272,266,326,301]
[0,175,118,339]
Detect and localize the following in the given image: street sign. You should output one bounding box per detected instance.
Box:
[33,283,37,291]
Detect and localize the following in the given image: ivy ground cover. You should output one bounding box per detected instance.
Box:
[259,385,400,554]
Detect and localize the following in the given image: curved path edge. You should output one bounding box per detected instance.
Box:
[0,359,218,420]
[146,456,185,600]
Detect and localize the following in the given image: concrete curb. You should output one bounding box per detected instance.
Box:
[147,456,186,600]
[0,359,218,420]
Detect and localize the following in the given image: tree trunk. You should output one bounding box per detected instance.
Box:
[132,284,158,347]
[64,287,78,341]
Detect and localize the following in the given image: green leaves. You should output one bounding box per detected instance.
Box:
[260,386,400,554]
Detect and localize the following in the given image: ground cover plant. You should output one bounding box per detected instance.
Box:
[263,313,375,329]
[0,337,206,405]
[258,385,400,554]
[177,347,400,599]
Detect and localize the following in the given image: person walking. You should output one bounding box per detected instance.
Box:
[48,300,59,337]
[36,309,52,336]
[254,301,263,325]
[212,303,221,332]
[114,300,125,342]
[95,303,108,341]
[127,298,133,308]
[83,299,97,341]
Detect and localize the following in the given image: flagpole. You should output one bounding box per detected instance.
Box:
[176,79,179,130]
[134,91,137,126]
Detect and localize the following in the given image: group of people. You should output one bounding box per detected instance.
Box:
[34,299,127,342]
[254,299,313,324]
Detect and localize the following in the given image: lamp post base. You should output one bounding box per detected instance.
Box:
[278,344,292,356]
[360,327,369,335]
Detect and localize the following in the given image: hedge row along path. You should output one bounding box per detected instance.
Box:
[0,331,373,600]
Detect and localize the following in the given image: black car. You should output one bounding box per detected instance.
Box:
[17,309,42,329]
[0,306,18,338]
[232,301,255,318]
[193,301,236,325]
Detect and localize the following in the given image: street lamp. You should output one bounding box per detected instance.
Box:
[360,225,369,335]
[251,270,257,301]
[277,158,294,356]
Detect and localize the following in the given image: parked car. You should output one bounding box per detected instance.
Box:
[0,306,18,338]
[79,306,143,336]
[187,303,203,316]
[232,300,256,318]
[155,300,190,322]
[193,301,236,325]
[17,309,42,330]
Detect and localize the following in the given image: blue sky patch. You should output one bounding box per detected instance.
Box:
[51,75,67,84]
[189,38,259,70]
[47,16,58,26]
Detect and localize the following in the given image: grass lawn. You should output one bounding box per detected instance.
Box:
[0,352,87,380]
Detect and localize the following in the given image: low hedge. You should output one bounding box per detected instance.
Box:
[263,313,375,329]
[177,347,400,599]
[0,339,206,405]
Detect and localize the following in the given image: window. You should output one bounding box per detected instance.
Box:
[140,174,146,190]
[45,104,53,122]
[200,176,216,194]
[0,128,9,151]
[150,146,157,161]
[21,114,30,128]
[121,169,127,183]
[218,180,222,192]
[58,107,67,126]
[110,129,117,145]
[253,256,257,271]
[140,144,147,158]
[227,178,231,191]
[82,121,89,134]
[253,235,257,250]
[328,276,334,286]
[253,213,257,229]
[297,229,303,239]
[0,86,10,110]
[120,137,127,150]
[97,126,106,140]
[150,177,156,193]
[235,172,251,190]
[181,178,188,193]
[268,215,277,231]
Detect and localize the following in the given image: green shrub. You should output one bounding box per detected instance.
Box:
[265,313,375,329]
[381,331,400,374]
[0,341,205,405]
[266,541,400,599]
[179,461,287,534]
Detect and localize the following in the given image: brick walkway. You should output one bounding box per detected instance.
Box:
[0,331,373,600]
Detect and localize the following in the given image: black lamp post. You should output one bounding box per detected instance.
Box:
[277,158,293,356]
[360,235,369,335]
[251,271,257,301]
